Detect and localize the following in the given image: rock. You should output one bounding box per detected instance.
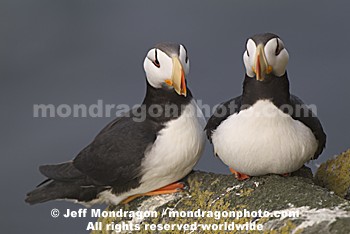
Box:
[91,169,350,234]
[315,149,350,199]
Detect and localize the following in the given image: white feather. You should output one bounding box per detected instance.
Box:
[212,100,318,176]
[144,49,173,88]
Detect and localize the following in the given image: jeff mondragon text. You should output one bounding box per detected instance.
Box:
[63,208,299,219]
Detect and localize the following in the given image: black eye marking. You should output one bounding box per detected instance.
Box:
[275,38,283,56]
[182,45,188,63]
[153,49,160,68]
[246,49,250,57]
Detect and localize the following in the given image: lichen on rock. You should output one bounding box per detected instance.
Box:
[92,168,350,234]
[315,149,350,199]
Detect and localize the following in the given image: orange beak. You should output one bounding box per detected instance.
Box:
[253,44,272,81]
[170,57,187,97]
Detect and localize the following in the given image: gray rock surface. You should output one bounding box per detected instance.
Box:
[315,149,350,200]
[92,168,350,234]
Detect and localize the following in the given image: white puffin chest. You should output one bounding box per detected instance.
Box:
[138,99,206,191]
[212,100,318,175]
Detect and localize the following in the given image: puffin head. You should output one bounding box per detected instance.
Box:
[143,42,189,97]
[243,33,289,81]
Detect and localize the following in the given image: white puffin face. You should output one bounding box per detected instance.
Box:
[243,37,289,80]
[143,44,189,96]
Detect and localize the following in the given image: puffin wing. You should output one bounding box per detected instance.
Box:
[39,161,84,182]
[290,94,326,159]
[73,108,158,193]
[205,96,242,143]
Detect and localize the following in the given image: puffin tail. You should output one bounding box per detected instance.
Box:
[25,180,76,205]
[25,162,106,205]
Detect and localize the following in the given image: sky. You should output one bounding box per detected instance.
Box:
[1,0,350,233]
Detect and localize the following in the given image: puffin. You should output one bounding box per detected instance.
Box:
[205,33,326,180]
[26,42,206,205]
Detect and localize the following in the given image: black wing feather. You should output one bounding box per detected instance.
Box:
[39,161,84,181]
[205,96,242,142]
[290,94,326,159]
[73,109,159,193]
[26,111,154,204]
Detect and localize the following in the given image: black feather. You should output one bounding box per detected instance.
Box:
[250,32,279,46]
[25,179,107,205]
[39,161,84,181]
[289,95,326,159]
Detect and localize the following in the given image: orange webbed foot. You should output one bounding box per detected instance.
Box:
[229,168,250,181]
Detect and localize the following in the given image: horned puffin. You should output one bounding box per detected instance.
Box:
[26,42,206,205]
[205,33,326,180]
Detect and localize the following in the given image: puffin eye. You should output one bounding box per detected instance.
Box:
[152,49,160,68]
[275,38,283,56]
[182,45,189,63]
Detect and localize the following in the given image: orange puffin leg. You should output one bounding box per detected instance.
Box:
[281,173,291,177]
[121,182,185,204]
[229,168,250,181]
[153,182,185,191]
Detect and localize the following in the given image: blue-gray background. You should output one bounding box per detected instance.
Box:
[1,0,349,233]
